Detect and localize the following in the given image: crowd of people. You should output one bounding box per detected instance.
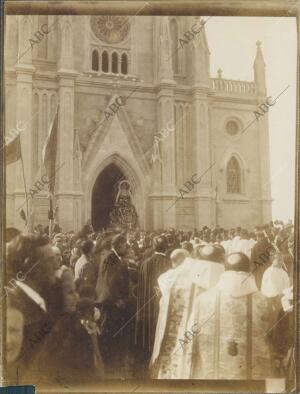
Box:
[5,220,295,387]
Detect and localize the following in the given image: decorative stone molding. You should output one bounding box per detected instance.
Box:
[212,78,255,95]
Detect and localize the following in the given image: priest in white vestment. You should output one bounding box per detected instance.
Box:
[220,236,231,256]
[190,252,272,380]
[261,255,290,298]
[150,245,225,379]
[233,230,253,258]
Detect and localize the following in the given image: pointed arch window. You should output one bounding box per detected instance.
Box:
[121,53,128,75]
[92,50,99,71]
[102,50,109,72]
[112,52,118,74]
[170,19,179,74]
[227,156,241,193]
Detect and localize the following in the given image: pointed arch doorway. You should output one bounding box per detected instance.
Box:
[86,153,147,231]
[91,163,126,231]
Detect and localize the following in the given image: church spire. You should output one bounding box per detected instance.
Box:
[158,16,174,82]
[58,16,75,70]
[191,16,210,86]
[253,40,266,96]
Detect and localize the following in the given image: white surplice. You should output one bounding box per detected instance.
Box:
[150,257,224,379]
[261,266,290,298]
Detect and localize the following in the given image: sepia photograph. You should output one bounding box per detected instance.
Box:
[1,1,299,393]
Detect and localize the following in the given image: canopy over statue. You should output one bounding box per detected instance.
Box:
[110,180,138,230]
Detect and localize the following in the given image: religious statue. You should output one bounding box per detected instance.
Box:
[109,180,138,230]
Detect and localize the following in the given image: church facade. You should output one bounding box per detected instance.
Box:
[5,15,272,232]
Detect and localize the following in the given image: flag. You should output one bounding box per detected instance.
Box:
[42,106,58,195]
[20,208,27,224]
[48,197,54,220]
[6,133,29,223]
[5,134,21,165]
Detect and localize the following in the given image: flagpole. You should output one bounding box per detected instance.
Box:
[20,149,29,230]
[215,186,218,227]
[49,194,53,239]
[43,103,59,240]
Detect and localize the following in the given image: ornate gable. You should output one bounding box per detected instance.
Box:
[82,94,150,176]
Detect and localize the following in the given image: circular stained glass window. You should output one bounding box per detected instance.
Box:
[90,16,130,44]
[226,120,239,136]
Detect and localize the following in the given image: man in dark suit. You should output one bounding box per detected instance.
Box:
[134,236,170,375]
[74,239,96,288]
[97,234,131,375]
[165,231,181,258]
[6,233,58,382]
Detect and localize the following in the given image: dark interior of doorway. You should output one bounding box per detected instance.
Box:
[91,163,125,231]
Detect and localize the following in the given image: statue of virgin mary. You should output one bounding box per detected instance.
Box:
[109,180,138,230]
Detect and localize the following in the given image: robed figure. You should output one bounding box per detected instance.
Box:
[134,236,170,371]
[190,253,272,380]
[150,246,225,379]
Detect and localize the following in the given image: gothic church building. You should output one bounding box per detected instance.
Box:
[5,15,272,231]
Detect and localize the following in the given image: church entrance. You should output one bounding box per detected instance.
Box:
[91,163,125,231]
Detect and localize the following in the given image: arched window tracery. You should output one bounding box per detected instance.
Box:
[92,49,99,71]
[227,156,241,193]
